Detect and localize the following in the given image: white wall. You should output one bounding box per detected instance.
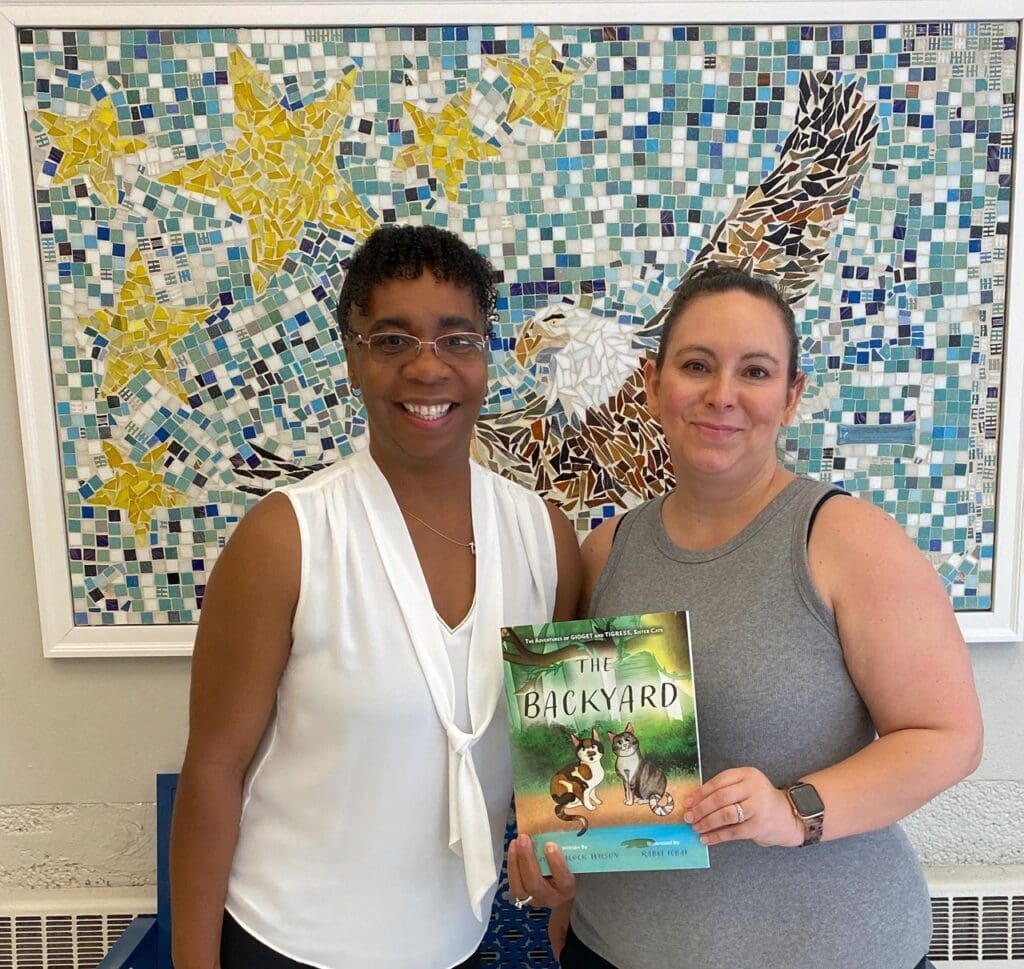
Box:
[0,226,1021,889]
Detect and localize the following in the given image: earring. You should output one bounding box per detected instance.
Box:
[352,385,362,398]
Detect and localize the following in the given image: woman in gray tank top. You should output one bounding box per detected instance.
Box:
[507,266,983,969]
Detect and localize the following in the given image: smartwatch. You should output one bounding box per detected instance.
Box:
[785,781,824,846]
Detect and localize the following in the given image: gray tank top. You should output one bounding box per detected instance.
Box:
[572,477,931,969]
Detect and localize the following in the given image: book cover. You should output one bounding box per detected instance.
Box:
[501,610,709,875]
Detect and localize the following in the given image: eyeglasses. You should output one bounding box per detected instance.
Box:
[346,331,488,366]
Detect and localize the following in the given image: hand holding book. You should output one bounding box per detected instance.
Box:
[506,833,576,956]
[682,765,808,848]
[501,611,709,876]
[506,832,576,907]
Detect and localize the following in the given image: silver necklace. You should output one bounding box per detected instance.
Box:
[401,507,476,556]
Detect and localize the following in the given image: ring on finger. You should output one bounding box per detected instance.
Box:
[513,894,533,910]
[734,801,746,825]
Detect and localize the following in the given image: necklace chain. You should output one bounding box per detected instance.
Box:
[400,507,476,555]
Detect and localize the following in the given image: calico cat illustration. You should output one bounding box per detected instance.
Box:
[550,729,605,835]
[608,722,674,816]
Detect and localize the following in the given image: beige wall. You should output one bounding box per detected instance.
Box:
[1,225,1022,887]
[0,236,191,804]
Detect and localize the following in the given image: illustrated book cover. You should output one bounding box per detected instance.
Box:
[501,610,709,874]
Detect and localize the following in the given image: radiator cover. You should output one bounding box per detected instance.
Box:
[0,889,152,969]
[2,870,1023,967]
[927,866,1024,967]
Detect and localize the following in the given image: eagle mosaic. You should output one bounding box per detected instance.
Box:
[16,22,1017,625]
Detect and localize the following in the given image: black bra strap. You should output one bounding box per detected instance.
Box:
[807,487,848,545]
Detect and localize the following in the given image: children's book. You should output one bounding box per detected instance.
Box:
[501,610,709,875]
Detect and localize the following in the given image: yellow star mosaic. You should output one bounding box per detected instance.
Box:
[488,32,587,135]
[85,250,210,401]
[87,441,187,540]
[37,96,148,207]
[160,50,375,292]
[397,88,502,200]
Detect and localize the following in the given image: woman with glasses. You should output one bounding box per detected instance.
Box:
[170,224,581,969]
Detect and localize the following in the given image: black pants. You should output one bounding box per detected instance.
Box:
[220,910,482,969]
[558,926,617,969]
[559,924,936,969]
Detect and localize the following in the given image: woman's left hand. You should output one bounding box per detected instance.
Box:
[506,834,576,910]
[683,767,804,848]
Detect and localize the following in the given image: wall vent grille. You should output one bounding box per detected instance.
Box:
[2,879,1024,966]
[0,910,146,969]
[927,883,1024,966]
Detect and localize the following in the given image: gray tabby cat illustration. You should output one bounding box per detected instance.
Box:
[608,722,674,816]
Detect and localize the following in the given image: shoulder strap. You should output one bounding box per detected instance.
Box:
[806,487,848,545]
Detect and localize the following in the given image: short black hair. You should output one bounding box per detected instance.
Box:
[657,265,799,381]
[337,224,499,333]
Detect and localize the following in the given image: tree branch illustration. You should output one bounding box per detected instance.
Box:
[502,626,622,668]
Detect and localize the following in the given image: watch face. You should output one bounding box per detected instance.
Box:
[789,783,824,817]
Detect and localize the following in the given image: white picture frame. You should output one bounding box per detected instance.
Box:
[1,0,1021,655]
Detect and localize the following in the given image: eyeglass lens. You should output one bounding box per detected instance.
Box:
[360,333,486,364]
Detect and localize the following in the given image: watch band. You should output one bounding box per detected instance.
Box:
[799,812,823,847]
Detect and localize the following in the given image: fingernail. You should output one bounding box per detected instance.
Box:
[684,812,694,823]
[544,841,557,854]
[518,834,531,849]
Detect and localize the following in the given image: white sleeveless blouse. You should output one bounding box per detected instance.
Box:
[225,447,557,969]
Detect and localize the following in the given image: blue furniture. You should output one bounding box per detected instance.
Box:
[101,773,556,967]
[99,773,176,969]
[96,916,158,969]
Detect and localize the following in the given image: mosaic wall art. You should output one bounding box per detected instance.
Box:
[12,20,1018,627]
